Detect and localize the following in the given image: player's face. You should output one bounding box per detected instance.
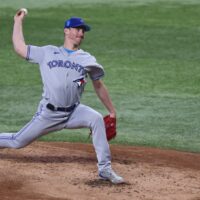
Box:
[67,27,85,46]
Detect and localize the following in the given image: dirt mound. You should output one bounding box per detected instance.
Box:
[0,142,199,200]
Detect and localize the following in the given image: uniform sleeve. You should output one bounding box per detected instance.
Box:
[26,45,45,64]
[84,56,105,80]
[86,66,105,80]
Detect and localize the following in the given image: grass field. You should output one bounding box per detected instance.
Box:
[0,0,200,152]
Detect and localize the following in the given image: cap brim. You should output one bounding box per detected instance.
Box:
[83,25,91,32]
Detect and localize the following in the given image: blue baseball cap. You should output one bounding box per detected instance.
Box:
[64,17,91,32]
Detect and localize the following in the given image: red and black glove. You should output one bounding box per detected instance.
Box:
[104,115,117,141]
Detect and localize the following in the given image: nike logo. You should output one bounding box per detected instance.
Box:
[53,52,60,54]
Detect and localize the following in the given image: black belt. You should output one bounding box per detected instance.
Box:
[46,103,77,112]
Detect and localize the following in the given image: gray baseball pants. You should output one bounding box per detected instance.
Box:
[0,99,111,172]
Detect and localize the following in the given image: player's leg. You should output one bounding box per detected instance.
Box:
[0,118,45,148]
[65,104,124,184]
[0,102,67,149]
[64,104,111,171]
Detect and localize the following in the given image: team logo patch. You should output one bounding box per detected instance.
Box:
[73,77,87,87]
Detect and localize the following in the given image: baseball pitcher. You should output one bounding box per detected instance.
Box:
[0,9,124,184]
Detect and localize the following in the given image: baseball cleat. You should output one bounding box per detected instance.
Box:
[99,168,125,184]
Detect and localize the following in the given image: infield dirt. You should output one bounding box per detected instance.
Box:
[0,142,199,200]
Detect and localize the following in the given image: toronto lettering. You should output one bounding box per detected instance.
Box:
[47,60,85,74]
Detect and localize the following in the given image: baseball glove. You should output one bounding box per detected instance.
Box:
[104,115,117,141]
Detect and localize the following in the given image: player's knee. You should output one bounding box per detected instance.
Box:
[90,112,104,128]
[12,138,28,149]
[12,142,25,149]
[94,112,103,121]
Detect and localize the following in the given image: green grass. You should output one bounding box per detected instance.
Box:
[0,0,200,152]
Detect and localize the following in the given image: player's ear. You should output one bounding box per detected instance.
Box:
[64,28,70,35]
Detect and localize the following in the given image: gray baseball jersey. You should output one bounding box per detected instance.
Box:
[27,45,104,107]
[0,45,111,172]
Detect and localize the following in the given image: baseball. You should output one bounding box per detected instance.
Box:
[19,8,28,15]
